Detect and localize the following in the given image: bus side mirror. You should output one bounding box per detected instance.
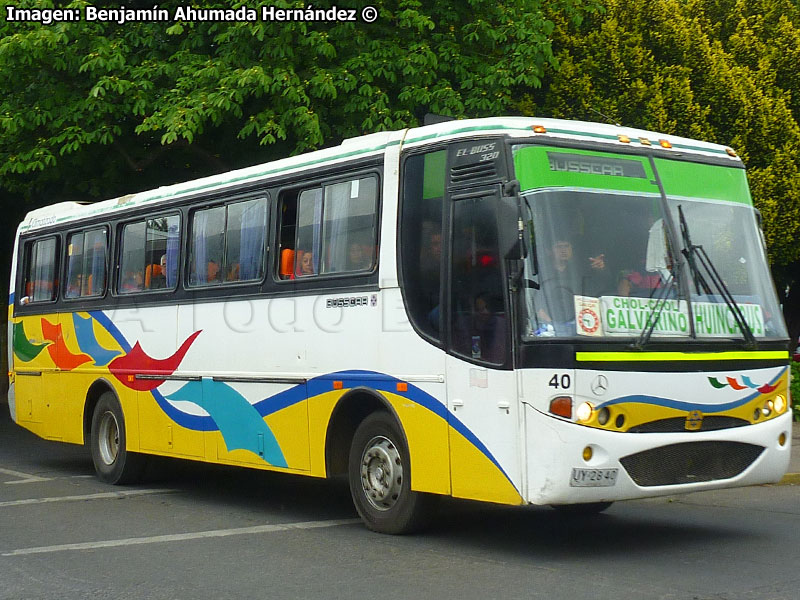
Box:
[496,196,524,260]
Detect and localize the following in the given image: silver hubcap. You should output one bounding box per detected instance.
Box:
[98,411,119,466]
[360,435,403,511]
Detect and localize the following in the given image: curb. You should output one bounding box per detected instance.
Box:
[779,473,800,485]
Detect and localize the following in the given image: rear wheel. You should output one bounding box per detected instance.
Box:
[348,412,433,534]
[90,392,146,485]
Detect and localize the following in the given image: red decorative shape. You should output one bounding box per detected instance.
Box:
[108,330,202,392]
[757,382,778,394]
[108,330,202,391]
[41,318,92,371]
[726,377,747,390]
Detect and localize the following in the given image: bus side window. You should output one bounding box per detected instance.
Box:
[119,215,181,294]
[400,150,446,343]
[278,177,378,279]
[65,228,108,299]
[295,188,322,277]
[189,198,267,287]
[21,237,59,304]
[320,177,378,274]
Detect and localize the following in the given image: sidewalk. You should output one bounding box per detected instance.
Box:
[786,421,800,482]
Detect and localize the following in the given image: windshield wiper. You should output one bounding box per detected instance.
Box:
[678,205,757,347]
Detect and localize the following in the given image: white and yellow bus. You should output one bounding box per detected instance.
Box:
[8,117,793,533]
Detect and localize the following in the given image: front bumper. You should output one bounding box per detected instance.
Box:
[524,404,792,505]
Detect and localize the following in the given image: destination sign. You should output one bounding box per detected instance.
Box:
[579,296,767,338]
[547,152,647,179]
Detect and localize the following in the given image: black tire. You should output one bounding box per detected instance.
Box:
[90,392,146,485]
[348,412,434,534]
[550,501,613,515]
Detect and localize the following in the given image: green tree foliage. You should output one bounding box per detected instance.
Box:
[0,0,599,203]
[0,0,602,394]
[523,0,800,340]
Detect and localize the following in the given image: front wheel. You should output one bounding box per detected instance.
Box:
[90,392,146,485]
[348,412,434,534]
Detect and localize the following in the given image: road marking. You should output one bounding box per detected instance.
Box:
[0,488,177,508]
[2,518,361,556]
[0,467,52,485]
[779,472,800,485]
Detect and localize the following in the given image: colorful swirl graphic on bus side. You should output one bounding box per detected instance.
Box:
[707,375,778,394]
[11,320,49,362]
[12,314,288,467]
[106,331,202,391]
[72,313,120,366]
[12,312,512,488]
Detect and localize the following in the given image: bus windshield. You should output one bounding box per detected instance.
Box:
[512,145,787,341]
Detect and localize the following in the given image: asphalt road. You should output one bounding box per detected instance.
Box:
[1,407,799,600]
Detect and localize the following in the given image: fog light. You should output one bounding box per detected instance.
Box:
[779,433,787,446]
[582,446,593,461]
[753,408,761,421]
[774,395,786,414]
[576,402,594,423]
[598,407,610,426]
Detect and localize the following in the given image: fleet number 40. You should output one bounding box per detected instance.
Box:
[549,374,571,389]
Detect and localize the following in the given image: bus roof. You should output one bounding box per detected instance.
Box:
[19,117,741,233]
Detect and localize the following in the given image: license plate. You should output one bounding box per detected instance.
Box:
[570,468,619,487]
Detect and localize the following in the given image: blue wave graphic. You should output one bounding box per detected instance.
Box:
[73,314,120,366]
[166,380,287,468]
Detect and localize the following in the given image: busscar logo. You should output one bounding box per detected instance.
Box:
[326,296,369,308]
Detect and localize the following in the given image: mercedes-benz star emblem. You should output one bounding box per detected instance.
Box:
[591,374,609,396]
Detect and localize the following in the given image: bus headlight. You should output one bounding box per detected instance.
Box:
[576,402,594,423]
[774,395,786,414]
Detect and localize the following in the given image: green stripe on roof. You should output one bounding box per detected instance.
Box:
[514,146,750,205]
[21,121,733,230]
[655,158,752,204]
[515,146,660,194]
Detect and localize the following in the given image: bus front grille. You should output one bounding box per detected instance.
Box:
[620,441,764,487]
[627,416,750,433]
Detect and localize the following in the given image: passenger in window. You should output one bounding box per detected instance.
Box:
[421,230,443,332]
[122,271,143,293]
[347,241,373,271]
[454,292,506,363]
[537,238,611,333]
[226,262,240,282]
[207,259,221,283]
[66,273,83,298]
[618,270,662,297]
[149,255,168,289]
[298,251,315,277]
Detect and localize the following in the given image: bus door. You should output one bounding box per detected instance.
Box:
[11,314,47,425]
[12,236,60,433]
[444,147,523,503]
